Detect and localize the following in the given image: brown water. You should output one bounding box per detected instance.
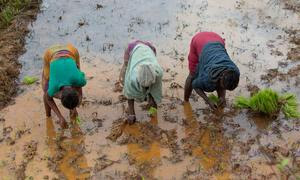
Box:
[1,0,300,179]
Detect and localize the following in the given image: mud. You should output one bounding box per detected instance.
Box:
[283,0,300,14]
[16,140,38,179]
[0,0,41,110]
[0,0,300,179]
[287,29,300,61]
[261,65,300,83]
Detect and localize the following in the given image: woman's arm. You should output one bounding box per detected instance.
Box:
[217,88,226,107]
[194,88,217,111]
[43,93,68,128]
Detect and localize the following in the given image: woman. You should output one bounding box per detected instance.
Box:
[119,40,163,124]
[184,32,240,110]
[42,44,86,128]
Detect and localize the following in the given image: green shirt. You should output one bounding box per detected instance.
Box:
[48,58,86,97]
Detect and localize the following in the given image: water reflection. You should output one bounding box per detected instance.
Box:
[183,102,231,179]
[124,115,161,177]
[46,117,90,179]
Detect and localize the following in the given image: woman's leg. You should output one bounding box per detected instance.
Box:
[127,99,136,124]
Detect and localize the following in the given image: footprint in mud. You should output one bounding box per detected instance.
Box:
[46,117,91,179]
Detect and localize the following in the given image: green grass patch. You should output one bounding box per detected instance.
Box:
[234,89,300,119]
[0,0,33,28]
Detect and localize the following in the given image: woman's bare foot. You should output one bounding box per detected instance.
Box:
[127,115,136,125]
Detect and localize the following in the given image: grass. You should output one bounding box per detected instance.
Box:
[234,89,300,119]
[0,0,33,28]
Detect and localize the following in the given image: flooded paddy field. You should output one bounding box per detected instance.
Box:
[0,0,299,179]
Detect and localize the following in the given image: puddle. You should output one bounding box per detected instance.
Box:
[1,0,300,179]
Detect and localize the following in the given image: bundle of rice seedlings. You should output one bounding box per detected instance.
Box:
[23,76,38,85]
[234,89,300,119]
[279,93,300,118]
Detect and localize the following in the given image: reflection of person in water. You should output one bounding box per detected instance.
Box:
[124,115,161,176]
[182,102,231,175]
[46,117,90,179]
[184,32,240,111]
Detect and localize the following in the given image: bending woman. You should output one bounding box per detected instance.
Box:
[119,40,163,124]
[184,32,240,110]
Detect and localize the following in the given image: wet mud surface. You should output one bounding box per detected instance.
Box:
[0,0,300,179]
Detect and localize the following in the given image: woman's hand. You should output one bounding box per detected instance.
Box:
[57,116,68,129]
[208,100,218,111]
[70,109,78,118]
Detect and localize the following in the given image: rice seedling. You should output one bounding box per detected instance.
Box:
[148,107,157,116]
[280,93,300,118]
[277,158,289,171]
[208,94,220,104]
[235,89,300,118]
[75,116,81,125]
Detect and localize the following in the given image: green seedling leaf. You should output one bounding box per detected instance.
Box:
[148,107,157,116]
[75,116,81,125]
[277,158,289,171]
[208,94,219,104]
[23,76,38,85]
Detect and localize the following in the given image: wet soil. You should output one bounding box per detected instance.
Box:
[283,0,300,14]
[0,0,41,110]
[0,0,300,179]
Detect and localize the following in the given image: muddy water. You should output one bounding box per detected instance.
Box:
[1,0,300,179]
